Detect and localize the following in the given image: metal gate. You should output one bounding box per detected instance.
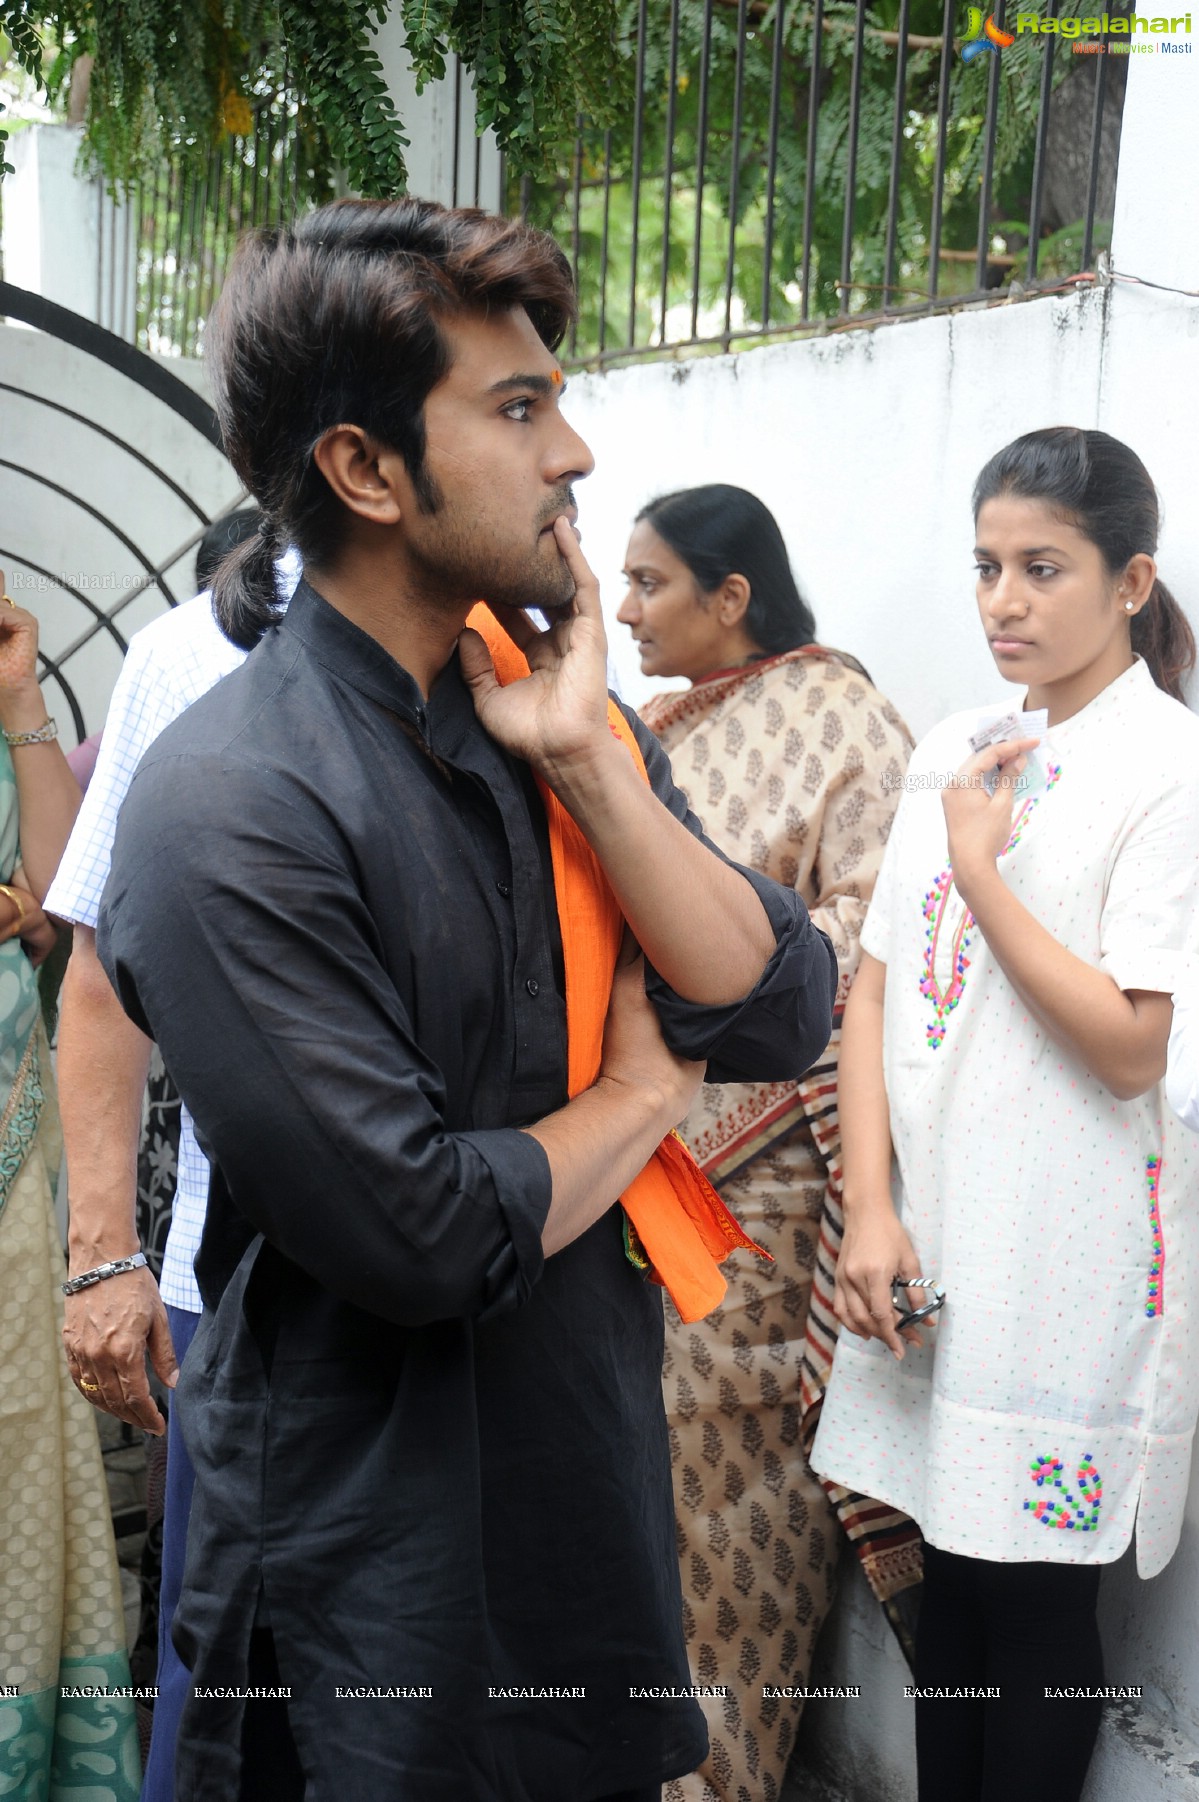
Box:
[0,283,240,743]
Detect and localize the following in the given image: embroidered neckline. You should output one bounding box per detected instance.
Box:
[919,761,1061,1048]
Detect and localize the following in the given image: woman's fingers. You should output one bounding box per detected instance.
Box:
[957,735,1040,788]
[836,1233,926,1361]
[835,1263,887,1340]
[866,1266,911,1360]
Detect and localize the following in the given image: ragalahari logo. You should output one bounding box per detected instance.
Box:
[962,6,1018,58]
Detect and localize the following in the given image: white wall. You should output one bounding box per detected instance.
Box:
[2,124,136,334]
[564,285,1117,738]
[370,13,502,212]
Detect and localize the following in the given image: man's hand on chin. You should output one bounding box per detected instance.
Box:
[457,518,613,777]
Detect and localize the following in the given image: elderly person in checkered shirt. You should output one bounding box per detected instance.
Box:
[48,522,301,1802]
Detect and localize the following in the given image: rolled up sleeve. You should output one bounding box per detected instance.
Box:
[99,750,551,1329]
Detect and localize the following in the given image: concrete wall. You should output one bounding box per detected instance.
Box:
[2,124,136,335]
[567,283,1117,735]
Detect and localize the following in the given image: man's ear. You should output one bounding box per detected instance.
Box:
[312,425,405,525]
[718,573,751,629]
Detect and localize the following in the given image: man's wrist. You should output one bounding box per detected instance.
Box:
[534,730,628,811]
[68,1214,142,1271]
[62,1252,149,1296]
[592,1068,683,1136]
[68,1246,143,1276]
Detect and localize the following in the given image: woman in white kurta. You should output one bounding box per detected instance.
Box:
[811,427,1199,1802]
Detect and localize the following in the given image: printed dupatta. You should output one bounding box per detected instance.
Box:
[641,646,858,1186]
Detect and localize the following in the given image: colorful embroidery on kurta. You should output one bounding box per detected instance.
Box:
[919,761,1061,1048]
[1023,1453,1102,1531]
[1146,1155,1164,1318]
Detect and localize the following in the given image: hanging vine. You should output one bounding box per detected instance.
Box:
[0,0,630,193]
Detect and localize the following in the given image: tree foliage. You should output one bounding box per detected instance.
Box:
[0,0,1118,362]
[516,0,1115,350]
[0,0,629,191]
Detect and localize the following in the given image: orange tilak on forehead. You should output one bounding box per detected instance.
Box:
[550,368,563,387]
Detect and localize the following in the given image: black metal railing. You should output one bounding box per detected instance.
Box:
[120,1,1126,368]
[128,88,310,359]
[124,61,497,360]
[0,283,225,740]
[512,0,1127,367]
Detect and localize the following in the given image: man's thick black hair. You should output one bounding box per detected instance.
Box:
[206,197,577,649]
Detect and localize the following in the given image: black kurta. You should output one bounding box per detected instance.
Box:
[98,578,837,1802]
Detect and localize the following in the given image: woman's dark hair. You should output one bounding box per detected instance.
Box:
[206,196,577,649]
[972,426,1195,703]
[634,484,817,656]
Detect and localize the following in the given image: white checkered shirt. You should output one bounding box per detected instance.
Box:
[47,552,302,1312]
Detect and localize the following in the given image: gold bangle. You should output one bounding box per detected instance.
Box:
[0,884,26,925]
[3,718,57,747]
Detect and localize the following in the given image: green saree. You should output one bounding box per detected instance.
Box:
[0,741,140,1801]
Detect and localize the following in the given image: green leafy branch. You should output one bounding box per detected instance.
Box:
[1,1,630,196]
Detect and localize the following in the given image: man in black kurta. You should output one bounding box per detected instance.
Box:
[96,199,837,1802]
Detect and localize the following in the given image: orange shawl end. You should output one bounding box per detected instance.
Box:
[465,604,770,1323]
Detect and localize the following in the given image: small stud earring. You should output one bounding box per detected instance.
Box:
[1124,600,1135,613]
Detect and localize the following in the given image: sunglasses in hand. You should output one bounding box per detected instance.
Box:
[892,1275,945,1328]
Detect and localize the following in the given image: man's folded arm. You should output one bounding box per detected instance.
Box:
[646,865,838,1080]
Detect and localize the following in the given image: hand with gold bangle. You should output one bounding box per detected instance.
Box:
[0,881,25,930]
[0,877,55,964]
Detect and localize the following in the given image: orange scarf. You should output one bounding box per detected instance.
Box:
[466,605,770,1323]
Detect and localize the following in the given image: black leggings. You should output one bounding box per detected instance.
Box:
[913,1544,1105,1802]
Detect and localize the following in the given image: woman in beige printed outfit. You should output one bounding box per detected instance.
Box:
[618,487,914,1802]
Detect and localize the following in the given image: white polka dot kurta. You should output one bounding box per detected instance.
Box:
[812,659,1199,1575]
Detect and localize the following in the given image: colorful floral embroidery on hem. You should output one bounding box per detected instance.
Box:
[919,761,1061,1048]
[1023,1452,1102,1531]
[1146,1155,1164,1318]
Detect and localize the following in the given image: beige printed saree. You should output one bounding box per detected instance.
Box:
[646,648,920,1802]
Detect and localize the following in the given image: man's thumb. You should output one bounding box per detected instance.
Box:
[457,626,499,707]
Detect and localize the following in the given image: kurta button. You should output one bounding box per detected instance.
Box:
[496,880,512,898]
[526,977,539,997]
